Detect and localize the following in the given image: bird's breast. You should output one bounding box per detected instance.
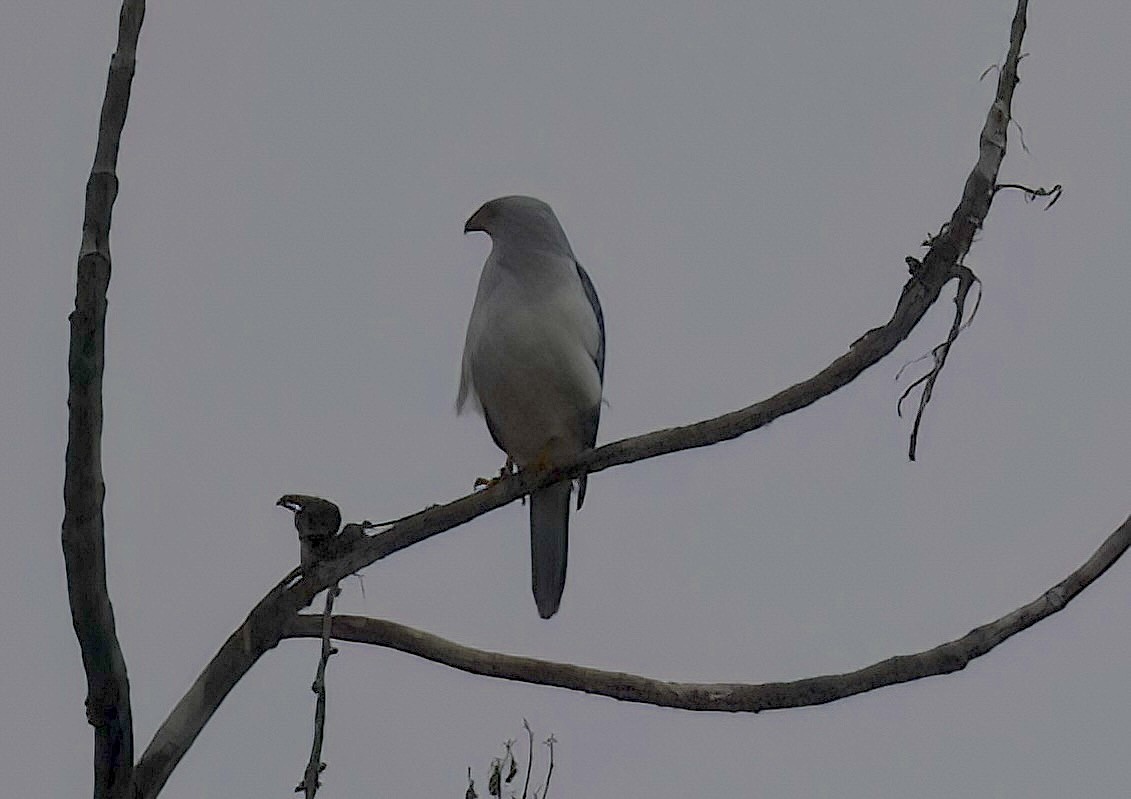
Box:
[468,286,601,466]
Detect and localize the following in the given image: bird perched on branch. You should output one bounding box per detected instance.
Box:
[277,494,342,571]
[458,196,606,618]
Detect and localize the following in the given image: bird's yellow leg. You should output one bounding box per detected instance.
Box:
[514,445,558,506]
[528,447,554,473]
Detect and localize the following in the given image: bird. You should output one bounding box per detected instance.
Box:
[458,196,605,618]
[277,494,342,571]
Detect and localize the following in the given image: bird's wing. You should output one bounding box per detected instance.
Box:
[573,261,604,509]
[456,346,477,414]
[457,255,505,415]
[575,262,605,385]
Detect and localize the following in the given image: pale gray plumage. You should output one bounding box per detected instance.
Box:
[457,196,605,618]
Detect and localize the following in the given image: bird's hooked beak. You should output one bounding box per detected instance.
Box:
[276,495,302,512]
[464,203,490,234]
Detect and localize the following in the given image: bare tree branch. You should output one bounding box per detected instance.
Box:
[282,515,1131,712]
[521,720,534,799]
[298,584,341,798]
[62,2,145,797]
[540,734,556,799]
[132,0,1052,792]
[896,0,1029,459]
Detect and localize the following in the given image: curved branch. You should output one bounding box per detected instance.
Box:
[63,2,146,798]
[134,0,1036,792]
[284,515,1131,711]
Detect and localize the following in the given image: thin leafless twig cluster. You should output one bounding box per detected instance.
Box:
[466,721,556,799]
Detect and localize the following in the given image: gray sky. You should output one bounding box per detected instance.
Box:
[3,1,1129,796]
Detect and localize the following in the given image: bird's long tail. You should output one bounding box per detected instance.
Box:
[530,481,571,618]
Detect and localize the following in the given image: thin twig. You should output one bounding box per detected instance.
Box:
[898,265,981,459]
[541,735,556,799]
[521,720,534,799]
[995,182,1063,209]
[297,585,341,797]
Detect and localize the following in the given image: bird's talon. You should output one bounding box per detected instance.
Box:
[474,457,518,491]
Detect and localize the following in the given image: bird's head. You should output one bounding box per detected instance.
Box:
[276,494,342,541]
[464,195,573,254]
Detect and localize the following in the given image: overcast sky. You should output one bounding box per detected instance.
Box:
[3,1,1130,796]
